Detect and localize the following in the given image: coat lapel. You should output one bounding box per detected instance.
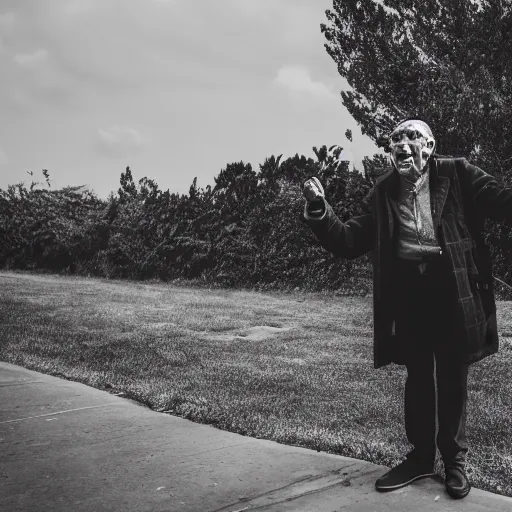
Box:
[429,157,451,228]
[374,169,397,239]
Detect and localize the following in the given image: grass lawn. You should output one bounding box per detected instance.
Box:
[1,271,512,497]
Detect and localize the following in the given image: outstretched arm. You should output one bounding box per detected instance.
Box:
[459,158,512,222]
[302,178,375,260]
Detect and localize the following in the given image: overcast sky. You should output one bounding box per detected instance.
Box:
[0,0,378,197]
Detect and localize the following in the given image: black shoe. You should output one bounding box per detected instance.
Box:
[375,457,435,492]
[445,466,471,499]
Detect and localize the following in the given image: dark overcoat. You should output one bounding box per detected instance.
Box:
[304,156,512,369]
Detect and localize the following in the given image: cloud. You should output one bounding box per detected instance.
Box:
[97,126,143,158]
[275,65,337,99]
[14,48,48,67]
[9,47,74,103]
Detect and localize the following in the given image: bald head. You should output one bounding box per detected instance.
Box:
[391,119,433,139]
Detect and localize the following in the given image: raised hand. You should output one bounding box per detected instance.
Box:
[302,177,325,203]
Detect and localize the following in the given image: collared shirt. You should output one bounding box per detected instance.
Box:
[389,169,442,262]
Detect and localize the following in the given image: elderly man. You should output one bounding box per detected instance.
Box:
[302,119,512,499]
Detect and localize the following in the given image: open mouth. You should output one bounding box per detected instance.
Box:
[396,153,413,166]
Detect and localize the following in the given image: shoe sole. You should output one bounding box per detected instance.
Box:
[375,472,436,492]
[446,485,471,499]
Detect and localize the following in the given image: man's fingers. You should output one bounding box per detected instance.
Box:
[303,178,325,201]
[302,180,317,199]
[310,177,323,193]
[307,179,322,196]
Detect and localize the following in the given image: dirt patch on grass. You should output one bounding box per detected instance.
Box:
[236,325,294,341]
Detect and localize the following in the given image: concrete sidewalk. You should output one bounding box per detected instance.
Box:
[1,363,511,512]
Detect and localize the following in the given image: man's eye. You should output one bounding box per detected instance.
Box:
[407,130,418,140]
[391,134,400,143]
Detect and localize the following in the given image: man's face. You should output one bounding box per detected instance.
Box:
[389,120,436,179]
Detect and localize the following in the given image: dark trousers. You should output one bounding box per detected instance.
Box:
[394,257,469,468]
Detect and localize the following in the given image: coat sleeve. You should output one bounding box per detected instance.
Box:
[459,158,512,222]
[302,198,375,260]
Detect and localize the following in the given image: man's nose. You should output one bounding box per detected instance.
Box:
[396,142,412,152]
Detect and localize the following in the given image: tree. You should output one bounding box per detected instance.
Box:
[321,0,512,295]
[0,182,106,272]
[118,166,138,203]
[213,161,258,216]
[362,154,392,185]
[322,0,512,167]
